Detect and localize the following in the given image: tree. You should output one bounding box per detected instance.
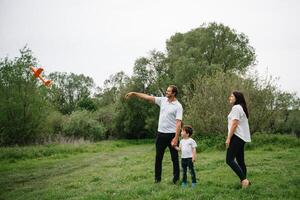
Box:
[183,71,299,135]
[166,22,256,90]
[77,97,97,112]
[93,71,130,138]
[132,50,171,95]
[0,47,50,145]
[48,72,95,114]
[113,54,168,138]
[113,21,259,138]
[95,71,129,106]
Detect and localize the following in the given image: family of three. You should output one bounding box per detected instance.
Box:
[125,85,251,188]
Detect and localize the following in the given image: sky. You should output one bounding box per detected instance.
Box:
[0,0,299,95]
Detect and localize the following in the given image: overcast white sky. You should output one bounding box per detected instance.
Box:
[0,0,299,95]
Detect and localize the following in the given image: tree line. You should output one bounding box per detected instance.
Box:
[1,23,299,146]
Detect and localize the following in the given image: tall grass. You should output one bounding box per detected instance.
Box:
[0,133,299,200]
[195,133,299,152]
[1,133,298,161]
[0,139,154,161]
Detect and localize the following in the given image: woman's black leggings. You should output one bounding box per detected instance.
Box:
[226,134,247,181]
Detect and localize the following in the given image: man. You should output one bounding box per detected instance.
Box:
[125,85,183,184]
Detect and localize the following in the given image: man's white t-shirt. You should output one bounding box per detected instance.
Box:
[228,104,251,142]
[155,97,183,133]
[179,138,197,158]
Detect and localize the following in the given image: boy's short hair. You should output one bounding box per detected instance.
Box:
[182,125,193,136]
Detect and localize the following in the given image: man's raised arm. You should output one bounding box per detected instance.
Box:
[125,92,155,103]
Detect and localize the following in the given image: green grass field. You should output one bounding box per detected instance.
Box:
[0,135,299,200]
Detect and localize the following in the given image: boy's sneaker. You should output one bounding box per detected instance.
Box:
[181,182,187,188]
[191,182,196,188]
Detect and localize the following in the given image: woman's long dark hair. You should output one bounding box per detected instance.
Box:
[232,91,249,118]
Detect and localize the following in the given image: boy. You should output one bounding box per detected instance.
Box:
[175,125,197,188]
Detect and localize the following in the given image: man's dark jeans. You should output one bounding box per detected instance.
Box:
[155,132,179,183]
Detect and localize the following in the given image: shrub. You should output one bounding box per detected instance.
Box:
[39,111,66,135]
[62,110,107,141]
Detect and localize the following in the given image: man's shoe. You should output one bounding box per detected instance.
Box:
[154,179,161,183]
[173,179,179,184]
[191,182,196,188]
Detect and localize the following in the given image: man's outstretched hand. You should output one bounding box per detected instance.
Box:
[125,92,135,99]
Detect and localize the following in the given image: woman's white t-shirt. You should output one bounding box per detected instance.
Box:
[228,105,251,142]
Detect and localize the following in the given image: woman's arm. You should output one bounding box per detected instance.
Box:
[226,119,239,148]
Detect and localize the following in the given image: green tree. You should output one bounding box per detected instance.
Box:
[166,22,256,89]
[48,72,95,114]
[0,47,50,145]
[183,71,299,135]
[95,71,129,106]
[77,97,97,112]
[113,55,167,139]
[93,104,117,139]
[93,71,130,138]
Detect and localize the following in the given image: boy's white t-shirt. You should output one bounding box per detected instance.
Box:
[228,104,251,142]
[179,138,197,158]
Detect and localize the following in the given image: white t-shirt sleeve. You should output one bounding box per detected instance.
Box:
[191,139,197,148]
[230,105,242,120]
[155,97,163,106]
[176,104,183,120]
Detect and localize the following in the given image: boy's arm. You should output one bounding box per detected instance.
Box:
[174,146,180,151]
[125,92,155,103]
[192,147,196,162]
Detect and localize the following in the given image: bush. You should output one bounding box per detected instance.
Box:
[183,71,299,135]
[93,105,117,139]
[246,133,300,150]
[62,110,107,141]
[194,134,225,152]
[39,111,66,136]
[193,133,300,152]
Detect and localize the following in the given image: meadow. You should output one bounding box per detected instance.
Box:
[0,134,299,200]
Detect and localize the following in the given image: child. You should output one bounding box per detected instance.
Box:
[175,125,198,188]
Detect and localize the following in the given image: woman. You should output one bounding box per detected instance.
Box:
[226,91,251,188]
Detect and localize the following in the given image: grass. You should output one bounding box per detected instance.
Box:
[0,134,299,200]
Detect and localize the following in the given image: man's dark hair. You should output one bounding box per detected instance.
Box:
[232,91,249,118]
[169,85,178,97]
[182,125,193,137]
